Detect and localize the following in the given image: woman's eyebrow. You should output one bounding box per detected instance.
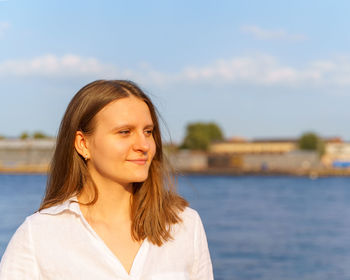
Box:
[111,123,154,131]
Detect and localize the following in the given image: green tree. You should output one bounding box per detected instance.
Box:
[20,132,29,140]
[33,131,48,139]
[180,122,224,151]
[298,132,325,155]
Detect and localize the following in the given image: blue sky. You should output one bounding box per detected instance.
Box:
[1,0,350,143]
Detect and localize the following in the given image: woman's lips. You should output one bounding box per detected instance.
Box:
[127,159,148,165]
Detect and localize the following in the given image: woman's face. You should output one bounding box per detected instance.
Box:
[86,95,156,186]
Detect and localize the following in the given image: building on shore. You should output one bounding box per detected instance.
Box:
[0,139,55,173]
[209,138,297,155]
[322,141,350,168]
[208,138,321,172]
[167,150,207,172]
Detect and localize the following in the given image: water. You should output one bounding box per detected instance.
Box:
[1,175,350,279]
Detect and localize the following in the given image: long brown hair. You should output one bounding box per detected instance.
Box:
[39,80,188,246]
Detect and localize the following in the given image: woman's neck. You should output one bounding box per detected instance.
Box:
[78,174,133,224]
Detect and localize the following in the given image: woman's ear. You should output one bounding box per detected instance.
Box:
[75,131,90,160]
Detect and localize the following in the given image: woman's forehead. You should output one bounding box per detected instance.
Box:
[96,96,153,126]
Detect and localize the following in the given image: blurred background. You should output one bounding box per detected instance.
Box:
[1,1,350,279]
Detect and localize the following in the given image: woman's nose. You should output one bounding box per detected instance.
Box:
[133,133,150,152]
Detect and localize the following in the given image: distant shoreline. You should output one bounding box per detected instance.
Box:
[2,167,350,178]
[179,168,350,178]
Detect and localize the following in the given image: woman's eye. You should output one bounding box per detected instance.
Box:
[119,130,130,135]
[145,129,153,135]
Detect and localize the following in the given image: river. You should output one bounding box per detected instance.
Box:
[1,174,350,280]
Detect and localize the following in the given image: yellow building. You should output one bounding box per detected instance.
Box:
[208,138,320,170]
[209,139,297,154]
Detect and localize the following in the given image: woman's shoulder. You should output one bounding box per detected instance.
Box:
[179,206,201,222]
[170,206,203,236]
[20,197,79,230]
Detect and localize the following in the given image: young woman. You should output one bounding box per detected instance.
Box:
[0,80,213,279]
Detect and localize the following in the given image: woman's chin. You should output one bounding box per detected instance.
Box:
[132,175,149,183]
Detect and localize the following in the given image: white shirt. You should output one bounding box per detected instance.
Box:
[0,197,213,280]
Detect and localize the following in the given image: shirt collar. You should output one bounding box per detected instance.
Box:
[39,196,81,216]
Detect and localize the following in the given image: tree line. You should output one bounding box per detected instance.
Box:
[0,131,52,140]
